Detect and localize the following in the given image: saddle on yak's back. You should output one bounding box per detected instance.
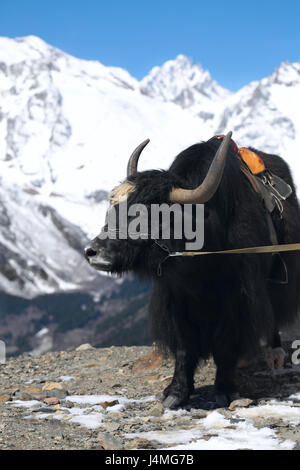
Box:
[214,135,293,214]
[238,146,293,215]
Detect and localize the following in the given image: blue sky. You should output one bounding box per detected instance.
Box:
[1,0,299,90]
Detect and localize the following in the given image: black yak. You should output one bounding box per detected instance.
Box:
[85,132,300,408]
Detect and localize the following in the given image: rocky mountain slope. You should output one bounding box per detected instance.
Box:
[0,179,104,298]
[0,278,151,356]
[1,344,300,450]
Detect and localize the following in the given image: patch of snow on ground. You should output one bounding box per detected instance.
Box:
[201,410,231,429]
[66,408,104,429]
[165,423,294,450]
[65,394,156,407]
[7,400,42,408]
[234,401,300,425]
[20,394,157,429]
[126,410,295,450]
[59,375,75,382]
[7,394,298,448]
[289,392,300,401]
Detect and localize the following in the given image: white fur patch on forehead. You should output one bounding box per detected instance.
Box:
[109,181,135,205]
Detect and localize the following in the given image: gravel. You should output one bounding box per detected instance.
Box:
[0,344,300,449]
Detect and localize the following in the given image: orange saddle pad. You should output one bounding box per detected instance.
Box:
[239,147,265,175]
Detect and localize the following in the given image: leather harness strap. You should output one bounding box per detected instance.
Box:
[239,160,279,245]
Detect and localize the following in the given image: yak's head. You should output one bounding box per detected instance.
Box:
[84,132,232,277]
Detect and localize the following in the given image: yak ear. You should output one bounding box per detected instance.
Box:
[127,139,150,177]
[169,131,232,204]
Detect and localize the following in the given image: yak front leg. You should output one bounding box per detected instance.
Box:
[162,349,197,409]
[214,362,240,407]
[213,338,239,407]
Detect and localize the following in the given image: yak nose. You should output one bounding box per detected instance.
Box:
[84,246,97,260]
[84,243,112,272]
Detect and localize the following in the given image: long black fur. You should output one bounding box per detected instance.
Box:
[86,137,300,407]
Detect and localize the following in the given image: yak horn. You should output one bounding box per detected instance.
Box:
[169,131,232,204]
[127,139,150,177]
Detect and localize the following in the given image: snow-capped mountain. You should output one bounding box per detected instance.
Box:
[215,61,300,173]
[140,54,232,133]
[140,54,230,104]
[0,34,300,299]
[0,36,206,202]
[140,54,300,186]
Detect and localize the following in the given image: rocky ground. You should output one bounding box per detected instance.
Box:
[1,344,300,450]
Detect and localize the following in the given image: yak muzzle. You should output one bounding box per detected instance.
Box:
[84,244,112,272]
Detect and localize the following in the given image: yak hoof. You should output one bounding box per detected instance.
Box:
[215,392,240,408]
[215,394,229,407]
[162,394,181,409]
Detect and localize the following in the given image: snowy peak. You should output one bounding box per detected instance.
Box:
[266,60,300,87]
[140,54,231,110]
[0,35,56,65]
[0,36,206,202]
[215,59,300,161]
[0,35,139,91]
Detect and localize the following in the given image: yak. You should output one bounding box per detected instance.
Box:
[85,132,300,408]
